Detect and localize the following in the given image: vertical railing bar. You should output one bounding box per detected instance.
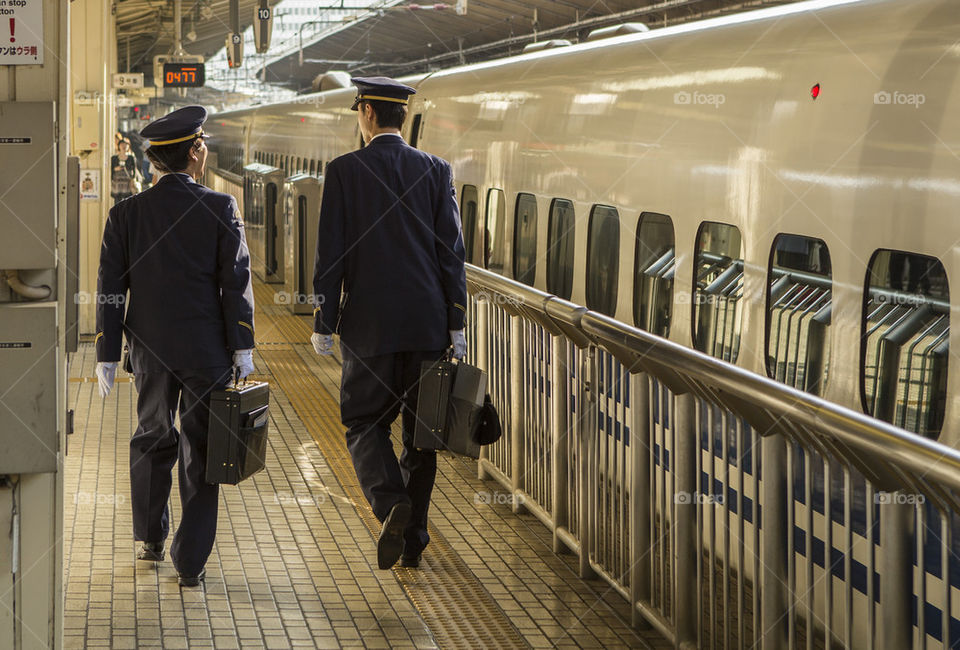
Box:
[621,370,630,588]
[697,400,705,649]
[547,331,554,514]
[551,334,568,553]
[676,391,698,647]
[804,448,814,650]
[880,495,913,650]
[737,419,745,650]
[510,314,524,513]
[844,468,852,650]
[598,352,607,572]
[941,511,949,650]
[521,321,529,497]
[788,443,797,650]
[708,403,717,647]
[528,325,533,500]
[917,504,925,650]
[596,350,602,573]
[867,483,876,650]
[579,346,596,580]
[722,411,731,650]
[631,372,651,627]
[665,389,673,619]
[542,328,549,509]
[607,355,615,576]
[476,298,490,482]
[752,429,761,650]
[526,323,533,500]
[657,383,666,614]
[824,458,833,649]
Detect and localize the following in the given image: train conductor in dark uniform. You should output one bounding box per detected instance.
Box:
[94,106,256,587]
[311,77,467,570]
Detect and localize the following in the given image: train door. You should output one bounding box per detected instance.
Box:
[281,174,322,314]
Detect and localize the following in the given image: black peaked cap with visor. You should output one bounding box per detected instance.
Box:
[140,105,210,147]
[350,76,416,111]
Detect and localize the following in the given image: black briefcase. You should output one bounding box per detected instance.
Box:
[413,358,486,459]
[206,379,270,484]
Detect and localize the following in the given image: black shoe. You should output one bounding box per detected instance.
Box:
[377,502,412,570]
[177,568,206,587]
[136,542,165,562]
[399,553,421,568]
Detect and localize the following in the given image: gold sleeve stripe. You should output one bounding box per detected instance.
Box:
[94,332,104,344]
[239,321,254,334]
[453,303,466,312]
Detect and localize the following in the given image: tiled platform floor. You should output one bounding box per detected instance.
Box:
[64,290,670,649]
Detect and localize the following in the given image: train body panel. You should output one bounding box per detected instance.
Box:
[208,0,960,444]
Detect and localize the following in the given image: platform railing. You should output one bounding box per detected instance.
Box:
[465,264,960,650]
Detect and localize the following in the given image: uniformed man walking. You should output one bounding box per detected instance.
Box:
[311,77,467,570]
[95,106,256,587]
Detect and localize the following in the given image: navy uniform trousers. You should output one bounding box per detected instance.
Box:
[340,346,445,557]
[130,362,232,576]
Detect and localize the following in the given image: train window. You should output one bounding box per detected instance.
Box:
[460,185,480,265]
[693,222,743,362]
[484,188,507,273]
[766,234,832,396]
[546,199,575,300]
[586,205,619,317]
[513,193,538,286]
[410,114,422,149]
[308,159,315,175]
[633,212,674,338]
[862,249,948,438]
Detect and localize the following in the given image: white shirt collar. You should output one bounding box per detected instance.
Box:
[369,132,403,143]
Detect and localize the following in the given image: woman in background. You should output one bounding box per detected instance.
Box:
[110,138,139,204]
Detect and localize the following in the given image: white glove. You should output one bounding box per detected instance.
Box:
[449,329,467,359]
[233,349,254,381]
[311,333,334,356]
[96,362,117,398]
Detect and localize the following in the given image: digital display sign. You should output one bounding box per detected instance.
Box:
[163,63,205,88]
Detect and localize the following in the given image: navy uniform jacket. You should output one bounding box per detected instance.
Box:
[312,133,466,357]
[95,173,255,369]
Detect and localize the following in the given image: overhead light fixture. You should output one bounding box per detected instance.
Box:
[186,28,197,42]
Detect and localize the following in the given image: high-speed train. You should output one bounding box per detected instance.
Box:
[204,0,960,643]
[207,0,960,449]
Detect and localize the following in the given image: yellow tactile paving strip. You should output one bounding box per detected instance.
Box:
[251,283,315,347]
[260,347,529,649]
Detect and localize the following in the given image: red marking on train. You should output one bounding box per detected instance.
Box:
[9,18,14,43]
[811,83,820,100]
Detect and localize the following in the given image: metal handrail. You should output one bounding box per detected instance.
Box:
[465,263,960,492]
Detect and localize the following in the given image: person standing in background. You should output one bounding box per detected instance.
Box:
[110,138,139,204]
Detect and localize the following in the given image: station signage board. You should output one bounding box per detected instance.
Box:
[163,62,206,88]
[0,0,43,65]
[253,0,272,54]
[112,73,143,89]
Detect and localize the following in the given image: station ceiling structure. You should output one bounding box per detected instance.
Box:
[116,0,804,94]
[115,0,281,79]
[258,0,801,92]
